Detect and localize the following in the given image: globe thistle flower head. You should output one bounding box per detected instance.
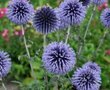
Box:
[72,68,101,90]
[82,61,101,74]
[59,0,86,26]
[92,0,107,5]
[100,8,110,28]
[55,8,69,30]
[0,51,11,78]
[79,0,91,6]
[7,0,34,25]
[42,42,76,75]
[33,6,60,34]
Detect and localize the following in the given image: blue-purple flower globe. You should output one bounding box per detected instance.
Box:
[7,0,34,25]
[55,8,69,30]
[79,0,91,6]
[92,0,107,5]
[71,68,101,90]
[0,51,11,78]
[33,6,60,34]
[42,42,76,75]
[59,0,86,26]
[82,61,101,74]
[100,8,110,28]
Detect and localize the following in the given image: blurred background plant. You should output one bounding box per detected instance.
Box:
[0,0,110,90]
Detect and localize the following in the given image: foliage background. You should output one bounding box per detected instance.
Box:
[0,0,110,90]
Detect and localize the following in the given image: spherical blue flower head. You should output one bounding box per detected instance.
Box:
[100,8,110,28]
[42,42,76,75]
[33,6,60,34]
[7,0,34,25]
[0,51,11,78]
[59,0,86,26]
[79,0,91,6]
[55,8,69,30]
[71,68,101,90]
[82,61,101,74]
[92,0,107,5]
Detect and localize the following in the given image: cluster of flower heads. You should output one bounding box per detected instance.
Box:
[6,0,109,34]
[100,8,110,28]
[5,0,105,89]
[42,42,76,75]
[6,0,87,34]
[72,61,101,90]
[7,0,34,25]
[0,51,11,78]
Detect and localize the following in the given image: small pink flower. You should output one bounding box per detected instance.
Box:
[14,30,25,36]
[0,8,7,18]
[2,29,9,41]
[105,50,110,56]
[103,2,108,8]
[98,2,108,11]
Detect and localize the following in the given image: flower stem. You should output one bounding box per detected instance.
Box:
[1,79,7,90]
[21,25,38,88]
[43,34,48,90]
[43,34,47,49]
[91,29,108,60]
[96,29,108,53]
[21,26,30,58]
[78,5,96,55]
[57,31,60,42]
[54,75,59,90]
[65,26,71,44]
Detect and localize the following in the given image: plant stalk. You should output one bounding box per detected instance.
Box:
[1,79,7,90]
[21,25,39,89]
[65,26,71,44]
[96,29,108,53]
[78,5,96,55]
[43,34,48,90]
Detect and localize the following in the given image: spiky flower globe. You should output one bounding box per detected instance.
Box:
[82,61,101,74]
[72,68,101,90]
[92,0,107,5]
[100,8,110,28]
[0,51,11,78]
[59,0,86,26]
[7,0,34,25]
[55,8,68,30]
[42,42,76,75]
[33,6,60,34]
[79,0,91,6]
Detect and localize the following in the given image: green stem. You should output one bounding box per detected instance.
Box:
[54,75,59,90]
[65,27,71,44]
[21,26,30,58]
[43,34,48,90]
[43,34,46,49]
[96,29,108,53]
[1,79,7,90]
[54,81,58,90]
[91,29,108,60]
[21,25,38,88]
[56,31,60,42]
[83,6,96,41]
[78,5,96,55]
[67,74,71,82]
